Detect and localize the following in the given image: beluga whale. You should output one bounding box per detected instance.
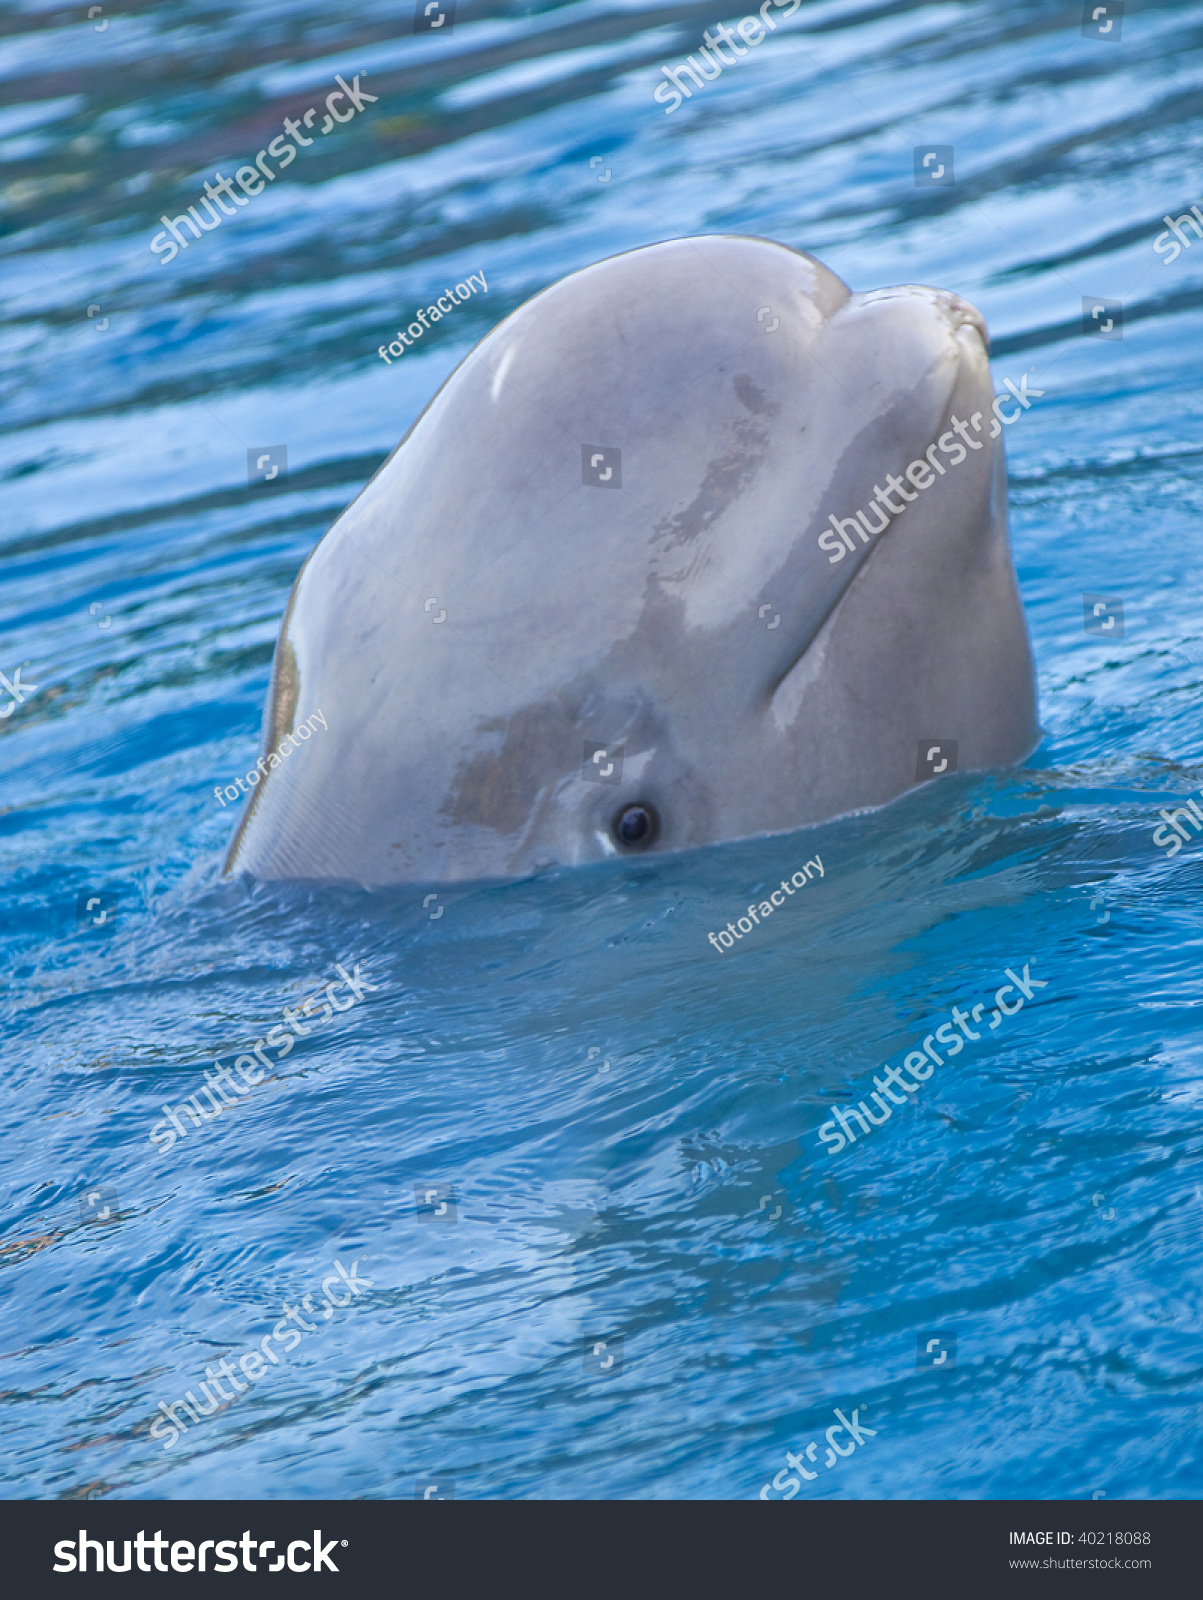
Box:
[224,235,1039,887]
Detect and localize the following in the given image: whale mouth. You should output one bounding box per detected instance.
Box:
[943,292,989,352]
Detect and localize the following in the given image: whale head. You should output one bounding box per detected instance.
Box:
[224,235,1038,886]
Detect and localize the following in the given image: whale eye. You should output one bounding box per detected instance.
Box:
[613,802,658,849]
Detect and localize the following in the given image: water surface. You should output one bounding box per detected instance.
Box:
[2,0,1202,1500]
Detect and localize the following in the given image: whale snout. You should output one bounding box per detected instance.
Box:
[940,289,989,351]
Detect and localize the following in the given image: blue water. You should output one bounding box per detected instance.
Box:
[3,0,1202,1501]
